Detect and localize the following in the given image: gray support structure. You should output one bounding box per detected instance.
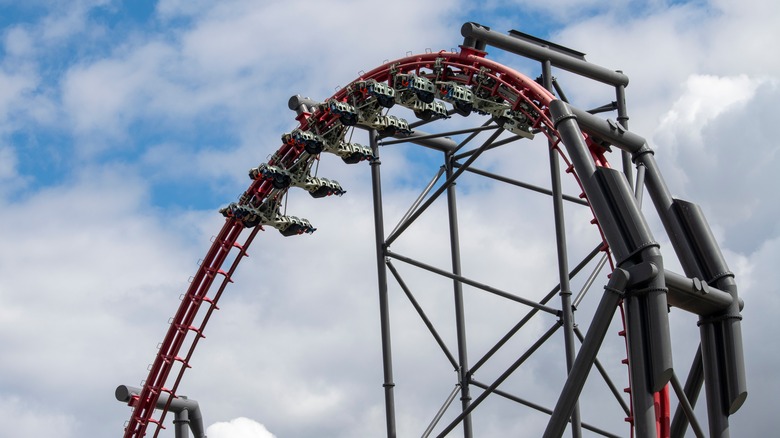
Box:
[371,26,743,438]
[173,409,190,438]
[564,102,747,436]
[120,23,747,438]
[549,99,674,437]
[370,129,398,438]
[460,22,629,87]
[445,152,474,438]
[674,201,747,415]
[286,25,745,438]
[543,59,582,438]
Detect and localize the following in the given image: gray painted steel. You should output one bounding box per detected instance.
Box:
[369,129,398,438]
[543,59,583,438]
[548,93,746,436]
[115,385,205,438]
[365,26,745,437]
[445,154,474,438]
[460,22,630,87]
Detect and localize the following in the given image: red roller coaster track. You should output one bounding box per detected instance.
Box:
[121,47,669,437]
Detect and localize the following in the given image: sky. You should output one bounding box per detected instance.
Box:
[0,0,778,437]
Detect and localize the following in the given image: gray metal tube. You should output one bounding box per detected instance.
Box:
[445,153,473,438]
[115,385,206,438]
[288,94,319,117]
[607,113,746,429]
[636,135,736,432]
[665,270,734,315]
[460,22,629,87]
[700,323,730,437]
[548,100,629,261]
[382,129,458,152]
[369,130,398,438]
[422,385,461,438]
[544,59,582,438]
[551,98,673,393]
[173,409,190,438]
[563,104,704,275]
[674,200,747,414]
[624,294,659,438]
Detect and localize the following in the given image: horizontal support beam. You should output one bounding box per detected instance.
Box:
[358,125,458,152]
[665,270,737,315]
[380,126,497,149]
[461,22,629,87]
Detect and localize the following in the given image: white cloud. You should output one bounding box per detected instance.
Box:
[0,396,78,437]
[0,68,36,123]
[3,26,35,58]
[156,0,215,19]
[0,165,219,437]
[657,74,760,146]
[37,0,114,44]
[207,417,277,438]
[61,41,181,140]
[0,145,17,180]
[58,0,464,143]
[1,0,778,437]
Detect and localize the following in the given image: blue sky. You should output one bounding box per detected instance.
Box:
[1,0,779,437]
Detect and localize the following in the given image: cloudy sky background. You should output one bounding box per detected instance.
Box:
[1,0,778,436]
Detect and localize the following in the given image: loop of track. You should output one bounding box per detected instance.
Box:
[123,48,652,437]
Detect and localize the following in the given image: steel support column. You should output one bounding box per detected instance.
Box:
[445,151,473,438]
[543,59,582,438]
[370,129,397,438]
[173,409,190,438]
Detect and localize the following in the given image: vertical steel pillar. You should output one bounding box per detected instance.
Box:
[173,409,190,438]
[370,130,397,438]
[543,60,582,438]
[445,151,473,438]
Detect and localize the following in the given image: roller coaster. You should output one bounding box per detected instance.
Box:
[116,23,747,437]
